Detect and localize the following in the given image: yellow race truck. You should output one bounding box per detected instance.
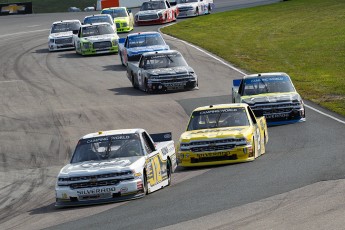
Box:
[177,103,268,167]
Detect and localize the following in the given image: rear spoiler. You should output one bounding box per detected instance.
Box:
[150,132,172,142]
[232,78,242,93]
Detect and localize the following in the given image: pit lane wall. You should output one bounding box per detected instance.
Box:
[99,0,146,9]
[0,2,32,15]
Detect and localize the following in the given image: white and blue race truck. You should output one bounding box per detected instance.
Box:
[118,31,170,66]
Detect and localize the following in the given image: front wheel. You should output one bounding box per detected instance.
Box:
[143,173,148,195]
[144,79,151,94]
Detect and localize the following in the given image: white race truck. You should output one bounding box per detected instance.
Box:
[55,128,177,207]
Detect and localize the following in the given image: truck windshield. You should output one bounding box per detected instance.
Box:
[70,134,144,163]
[82,24,114,37]
[177,0,198,3]
[128,34,165,47]
[84,16,113,25]
[187,108,249,131]
[144,53,187,69]
[51,22,80,33]
[102,8,127,18]
[140,1,166,10]
[243,76,295,95]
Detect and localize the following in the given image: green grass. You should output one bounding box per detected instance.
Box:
[161,0,345,116]
[0,0,96,13]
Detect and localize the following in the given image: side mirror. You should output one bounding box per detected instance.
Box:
[72,30,79,35]
[170,1,177,6]
[127,9,132,13]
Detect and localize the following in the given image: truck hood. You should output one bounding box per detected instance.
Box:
[83,34,118,43]
[137,10,163,16]
[128,45,169,55]
[241,92,301,105]
[180,126,251,142]
[58,156,144,177]
[115,17,129,23]
[147,66,193,75]
[49,31,73,38]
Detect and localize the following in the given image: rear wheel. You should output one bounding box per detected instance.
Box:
[167,160,172,186]
[120,52,125,66]
[131,73,138,89]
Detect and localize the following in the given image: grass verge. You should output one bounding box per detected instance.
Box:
[161,0,345,117]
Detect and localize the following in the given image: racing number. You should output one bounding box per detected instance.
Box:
[149,156,162,186]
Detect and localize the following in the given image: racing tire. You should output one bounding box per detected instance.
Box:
[144,79,151,94]
[143,173,149,195]
[253,140,258,159]
[120,52,125,66]
[131,73,138,89]
[167,160,172,186]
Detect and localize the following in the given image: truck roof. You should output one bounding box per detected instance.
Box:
[193,103,249,112]
[243,72,289,79]
[127,31,160,38]
[142,49,179,57]
[81,129,144,139]
[53,20,80,25]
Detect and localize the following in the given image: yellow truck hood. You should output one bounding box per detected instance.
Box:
[180,126,251,142]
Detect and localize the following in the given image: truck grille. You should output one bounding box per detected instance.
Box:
[183,138,246,153]
[70,178,133,189]
[138,14,159,21]
[178,6,194,11]
[251,102,301,116]
[93,41,112,49]
[55,37,72,44]
[191,144,235,152]
[59,171,132,182]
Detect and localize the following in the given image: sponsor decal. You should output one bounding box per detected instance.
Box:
[191,127,245,134]
[120,187,128,193]
[77,187,116,195]
[245,76,289,84]
[86,137,109,144]
[81,159,132,168]
[265,113,289,119]
[164,133,172,139]
[199,108,239,115]
[110,135,131,140]
[1,4,25,13]
[198,151,231,158]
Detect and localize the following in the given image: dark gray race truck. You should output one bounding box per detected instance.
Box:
[126,50,198,93]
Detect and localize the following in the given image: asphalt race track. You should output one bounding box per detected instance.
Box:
[1,0,345,229]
